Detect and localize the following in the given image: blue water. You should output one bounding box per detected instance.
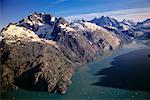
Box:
[2,40,150,99]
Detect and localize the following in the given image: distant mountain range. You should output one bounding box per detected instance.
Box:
[0,12,149,94]
[89,16,150,39]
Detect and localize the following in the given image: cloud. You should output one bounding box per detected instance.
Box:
[65,7,150,22]
[49,0,68,7]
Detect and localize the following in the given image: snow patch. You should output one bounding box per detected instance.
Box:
[51,17,56,22]
[59,24,76,32]
[1,25,41,43]
[25,19,44,26]
[83,22,106,31]
[72,23,86,31]
[120,23,130,31]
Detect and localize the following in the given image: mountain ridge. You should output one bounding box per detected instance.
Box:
[89,16,150,39]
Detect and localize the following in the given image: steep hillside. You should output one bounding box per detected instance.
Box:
[0,24,74,94]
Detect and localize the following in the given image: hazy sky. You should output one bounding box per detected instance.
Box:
[0,0,150,29]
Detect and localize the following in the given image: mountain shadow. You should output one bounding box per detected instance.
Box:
[92,48,150,92]
[14,63,48,92]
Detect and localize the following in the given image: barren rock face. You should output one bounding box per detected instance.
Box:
[0,25,74,94]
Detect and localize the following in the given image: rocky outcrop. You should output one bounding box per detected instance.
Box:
[0,24,74,94]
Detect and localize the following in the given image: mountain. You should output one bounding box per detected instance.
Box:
[119,19,136,32]
[135,18,150,39]
[136,18,150,29]
[0,12,121,94]
[119,18,150,39]
[70,20,120,50]
[122,19,136,26]
[0,24,74,94]
[17,13,121,65]
[118,20,136,38]
[90,16,134,42]
[89,16,150,39]
[90,16,120,28]
[17,12,58,40]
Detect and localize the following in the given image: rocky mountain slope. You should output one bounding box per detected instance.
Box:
[70,20,120,49]
[0,12,121,94]
[0,24,74,94]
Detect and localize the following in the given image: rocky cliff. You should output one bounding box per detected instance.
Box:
[0,24,74,94]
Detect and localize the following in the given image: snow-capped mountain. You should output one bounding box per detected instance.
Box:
[118,18,150,39]
[89,16,148,40]
[18,12,56,30]
[89,15,150,39]
[119,19,136,32]
[121,19,136,26]
[1,12,121,76]
[17,12,57,39]
[89,16,135,41]
[17,12,75,40]
[134,18,150,39]
[136,18,150,29]
[70,20,120,49]
[89,16,120,29]
[118,20,136,38]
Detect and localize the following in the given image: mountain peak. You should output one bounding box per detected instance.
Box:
[18,12,56,27]
[90,16,119,28]
[136,18,150,29]
[122,19,136,26]
[100,16,110,19]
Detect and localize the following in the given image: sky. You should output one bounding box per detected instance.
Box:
[0,0,150,29]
